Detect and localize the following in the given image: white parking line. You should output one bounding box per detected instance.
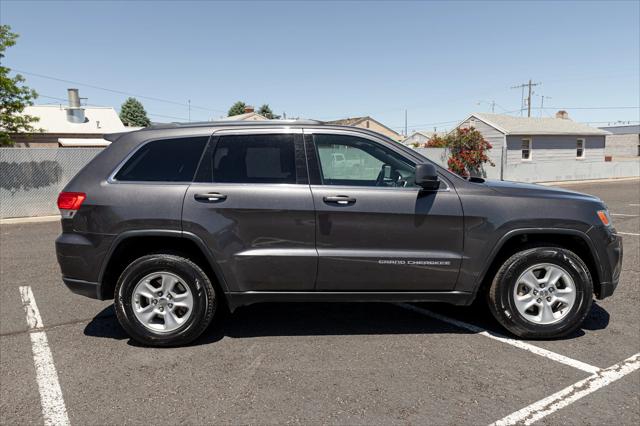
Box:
[611,213,638,217]
[618,232,640,236]
[19,286,70,426]
[490,353,640,425]
[395,303,601,374]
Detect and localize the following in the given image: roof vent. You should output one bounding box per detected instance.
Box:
[66,88,86,123]
[555,110,570,120]
[244,105,254,114]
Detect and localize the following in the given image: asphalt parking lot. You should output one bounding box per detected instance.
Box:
[1,179,638,425]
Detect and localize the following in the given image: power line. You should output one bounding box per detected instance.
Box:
[14,69,226,113]
[511,80,541,117]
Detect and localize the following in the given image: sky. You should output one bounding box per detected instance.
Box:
[2,0,639,133]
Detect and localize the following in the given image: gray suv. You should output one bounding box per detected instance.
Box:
[55,120,622,346]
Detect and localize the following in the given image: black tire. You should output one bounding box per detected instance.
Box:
[114,254,216,347]
[487,246,593,339]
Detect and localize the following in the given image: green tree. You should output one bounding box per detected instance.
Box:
[228,101,247,117]
[258,104,280,119]
[119,97,151,127]
[0,25,39,147]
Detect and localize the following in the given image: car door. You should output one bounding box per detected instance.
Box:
[182,128,317,293]
[304,129,464,291]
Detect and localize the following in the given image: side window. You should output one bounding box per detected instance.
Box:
[114,136,208,182]
[314,134,416,187]
[576,138,585,158]
[521,138,532,161]
[211,134,296,184]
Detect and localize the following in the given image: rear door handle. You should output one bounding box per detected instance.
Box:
[194,192,227,202]
[323,195,356,205]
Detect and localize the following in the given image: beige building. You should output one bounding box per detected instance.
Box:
[325,116,404,142]
[402,130,445,146]
[10,89,138,148]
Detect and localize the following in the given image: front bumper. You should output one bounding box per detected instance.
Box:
[62,278,103,299]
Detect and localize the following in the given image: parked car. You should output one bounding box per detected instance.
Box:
[55,120,622,346]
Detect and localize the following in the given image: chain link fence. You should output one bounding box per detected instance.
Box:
[0,148,104,219]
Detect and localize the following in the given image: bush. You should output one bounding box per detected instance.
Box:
[445,127,494,177]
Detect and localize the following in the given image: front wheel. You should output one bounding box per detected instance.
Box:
[114,254,216,347]
[487,246,593,339]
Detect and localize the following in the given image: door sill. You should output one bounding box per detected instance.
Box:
[226,291,474,311]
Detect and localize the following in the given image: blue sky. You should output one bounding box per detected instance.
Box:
[2,0,639,132]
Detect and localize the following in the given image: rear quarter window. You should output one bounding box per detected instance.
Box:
[114,136,208,182]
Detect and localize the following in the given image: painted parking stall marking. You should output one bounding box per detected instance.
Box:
[396,303,601,374]
[491,353,640,426]
[19,286,71,426]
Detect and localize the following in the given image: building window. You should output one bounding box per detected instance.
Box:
[576,139,585,159]
[521,138,532,161]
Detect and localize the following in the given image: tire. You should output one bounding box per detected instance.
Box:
[114,254,216,347]
[487,246,593,339]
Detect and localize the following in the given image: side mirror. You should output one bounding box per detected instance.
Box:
[415,163,440,190]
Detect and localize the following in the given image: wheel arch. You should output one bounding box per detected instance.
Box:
[475,228,602,299]
[99,230,229,303]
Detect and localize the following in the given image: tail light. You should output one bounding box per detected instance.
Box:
[57,192,86,218]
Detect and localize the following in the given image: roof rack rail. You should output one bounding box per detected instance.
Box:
[146,119,325,130]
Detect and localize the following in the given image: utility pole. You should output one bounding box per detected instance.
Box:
[511,79,541,117]
[540,95,551,117]
[404,109,408,137]
[188,99,191,122]
[490,100,495,113]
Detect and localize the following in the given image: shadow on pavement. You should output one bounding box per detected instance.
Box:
[83,300,611,347]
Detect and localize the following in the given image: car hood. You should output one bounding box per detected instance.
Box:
[482,179,602,203]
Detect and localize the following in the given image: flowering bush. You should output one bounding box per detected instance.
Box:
[425,135,448,148]
[445,127,494,177]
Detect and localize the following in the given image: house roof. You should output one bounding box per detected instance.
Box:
[219,112,268,121]
[411,130,444,138]
[21,105,128,134]
[326,116,369,126]
[598,125,639,135]
[325,116,402,138]
[469,112,609,136]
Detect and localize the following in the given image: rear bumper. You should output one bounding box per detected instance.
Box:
[56,231,113,300]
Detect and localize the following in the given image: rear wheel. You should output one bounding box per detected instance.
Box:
[487,246,593,339]
[114,254,216,346]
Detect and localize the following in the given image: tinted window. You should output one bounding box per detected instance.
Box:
[115,137,208,182]
[211,134,296,184]
[314,134,415,187]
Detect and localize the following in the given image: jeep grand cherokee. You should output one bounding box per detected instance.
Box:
[55,120,622,346]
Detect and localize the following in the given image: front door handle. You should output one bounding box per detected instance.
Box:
[323,195,356,205]
[194,192,227,203]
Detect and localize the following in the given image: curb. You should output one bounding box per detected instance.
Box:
[539,176,640,186]
[0,215,61,225]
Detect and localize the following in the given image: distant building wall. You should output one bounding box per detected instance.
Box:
[356,119,403,142]
[404,133,430,146]
[605,133,639,157]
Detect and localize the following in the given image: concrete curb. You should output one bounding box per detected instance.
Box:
[539,176,640,186]
[0,215,60,225]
